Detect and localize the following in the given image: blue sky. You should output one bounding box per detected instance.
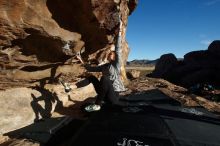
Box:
[126,0,220,60]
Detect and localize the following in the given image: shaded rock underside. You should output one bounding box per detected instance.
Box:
[0,0,138,90]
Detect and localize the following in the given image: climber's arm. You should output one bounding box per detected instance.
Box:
[115,18,123,72]
[76,52,84,64]
[84,64,105,72]
[75,51,103,72]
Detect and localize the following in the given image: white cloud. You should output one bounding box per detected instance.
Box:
[200,40,211,45]
[203,0,220,6]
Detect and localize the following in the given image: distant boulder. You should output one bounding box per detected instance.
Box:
[150,40,220,88]
[208,40,220,57]
[151,53,178,78]
[184,50,208,64]
[127,70,140,79]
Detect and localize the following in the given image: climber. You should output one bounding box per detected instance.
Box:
[62,16,125,112]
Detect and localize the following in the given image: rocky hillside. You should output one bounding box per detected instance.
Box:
[127,59,158,66]
[150,40,220,88]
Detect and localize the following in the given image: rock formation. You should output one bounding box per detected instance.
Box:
[0,83,96,134]
[151,53,178,77]
[127,69,140,79]
[150,40,220,88]
[0,0,138,89]
[0,0,138,137]
[2,1,220,146]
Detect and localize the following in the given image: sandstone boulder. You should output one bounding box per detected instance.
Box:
[0,83,96,134]
[127,70,140,79]
[0,88,40,134]
[184,50,208,64]
[208,40,220,57]
[0,0,139,139]
[0,0,138,89]
[151,53,178,78]
[150,40,220,88]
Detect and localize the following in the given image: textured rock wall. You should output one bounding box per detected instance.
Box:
[0,0,138,89]
[0,0,138,135]
[0,0,82,61]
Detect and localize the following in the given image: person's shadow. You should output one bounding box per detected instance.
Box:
[31,84,63,122]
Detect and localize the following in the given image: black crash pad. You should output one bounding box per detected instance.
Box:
[68,105,220,146]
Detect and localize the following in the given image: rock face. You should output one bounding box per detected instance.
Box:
[0,0,82,62]
[0,0,138,89]
[0,0,138,136]
[0,88,37,135]
[0,84,96,134]
[150,40,220,88]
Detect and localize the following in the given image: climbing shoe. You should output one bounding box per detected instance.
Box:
[85,104,101,112]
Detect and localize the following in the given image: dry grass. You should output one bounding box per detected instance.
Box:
[126,66,155,70]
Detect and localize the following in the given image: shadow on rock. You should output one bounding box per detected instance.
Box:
[4,86,95,145]
[30,85,60,122]
[54,95,95,119]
